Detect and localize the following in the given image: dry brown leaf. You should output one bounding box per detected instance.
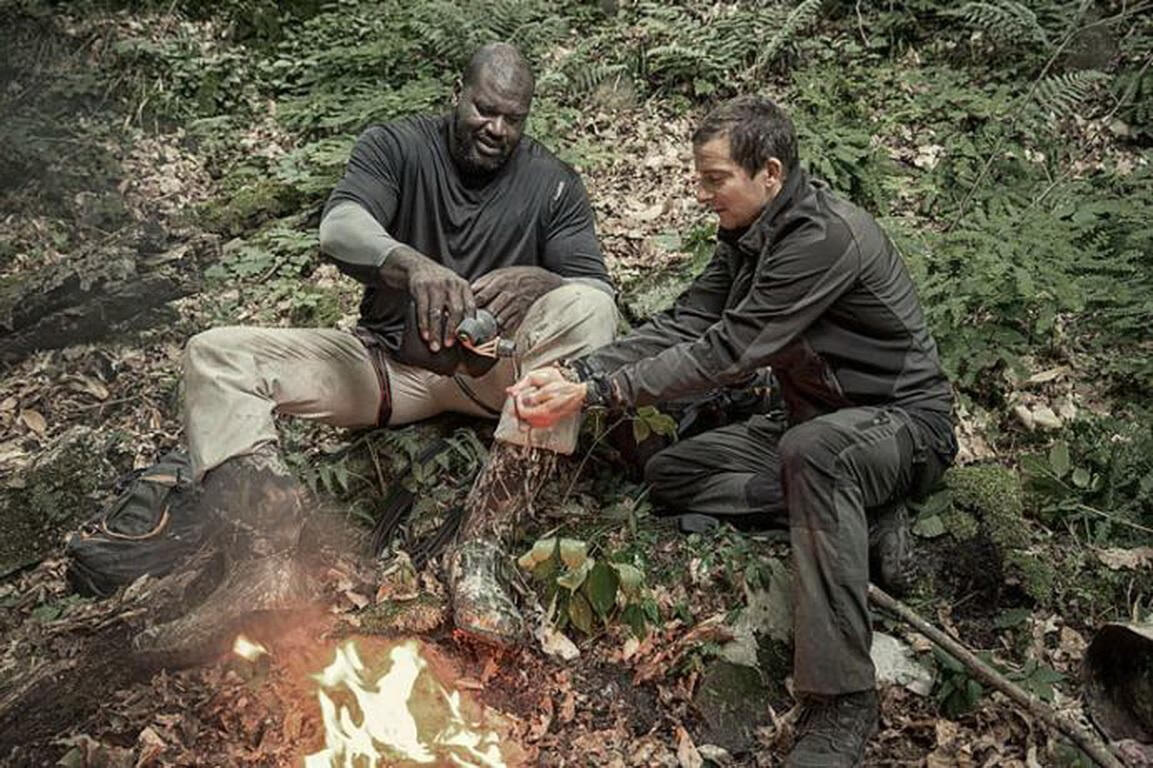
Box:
[559,689,576,724]
[19,408,46,435]
[67,375,109,400]
[1026,366,1070,385]
[1096,547,1153,570]
[135,725,166,767]
[676,726,703,768]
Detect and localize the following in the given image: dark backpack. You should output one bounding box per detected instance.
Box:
[66,449,215,598]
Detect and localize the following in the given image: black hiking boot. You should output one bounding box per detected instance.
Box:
[132,449,320,667]
[449,539,524,648]
[869,501,913,597]
[785,689,879,768]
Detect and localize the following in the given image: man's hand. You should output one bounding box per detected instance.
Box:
[507,367,587,429]
[472,266,564,334]
[382,247,475,352]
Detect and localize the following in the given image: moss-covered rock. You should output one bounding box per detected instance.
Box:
[933,464,1055,606]
[197,177,302,238]
[0,427,125,577]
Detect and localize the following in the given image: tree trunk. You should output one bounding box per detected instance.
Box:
[0,234,220,365]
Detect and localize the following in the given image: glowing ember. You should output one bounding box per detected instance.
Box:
[232,634,269,661]
[305,639,507,768]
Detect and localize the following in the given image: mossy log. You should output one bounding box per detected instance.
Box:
[0,549,223,760]
[0,233,220,364]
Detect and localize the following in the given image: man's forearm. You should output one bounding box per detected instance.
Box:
[318,201,406,285]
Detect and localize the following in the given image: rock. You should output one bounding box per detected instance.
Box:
[691,661,775,755]
[871,631,934,696]
[0,426,123,577]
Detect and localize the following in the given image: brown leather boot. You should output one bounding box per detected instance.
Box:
[785,690,879,768]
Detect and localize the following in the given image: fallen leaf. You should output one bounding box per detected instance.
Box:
[1027,366,1069,385]
[676,726,703,768]
[536,625,580,660]
[558,689,576,724]
[1096,547,1153,570]
[455,677,485,691]
[19,409,46,435]
[135,726,165,767]
[66,375,109,401]
[342,590,369,609]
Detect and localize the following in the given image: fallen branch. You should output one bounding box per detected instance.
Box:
[868,584,1124,768]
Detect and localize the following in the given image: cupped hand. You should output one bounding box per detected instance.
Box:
[507,367,587,429]
[472,266,564,334]
[389,249,475,351]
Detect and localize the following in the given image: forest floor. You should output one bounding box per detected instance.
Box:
[2,2,1152,767]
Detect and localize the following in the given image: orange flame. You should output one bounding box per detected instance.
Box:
[305,639,506,768]
[232,634,269,662]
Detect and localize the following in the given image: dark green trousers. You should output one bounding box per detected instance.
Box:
[644,406,948,696]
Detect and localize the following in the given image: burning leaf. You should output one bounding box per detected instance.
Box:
[306,639,507,768]
[19,408,46,435]
[232,634,268,661]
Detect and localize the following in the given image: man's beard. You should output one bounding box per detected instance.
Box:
[449,116,513,176]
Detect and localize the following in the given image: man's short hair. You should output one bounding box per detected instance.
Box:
[462,43,535,96]
[692,95,798,178]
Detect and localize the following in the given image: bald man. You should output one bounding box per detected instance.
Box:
[139,44,617,658]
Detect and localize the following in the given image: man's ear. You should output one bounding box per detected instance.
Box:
[765,157,784,184]
[452,77,463,105]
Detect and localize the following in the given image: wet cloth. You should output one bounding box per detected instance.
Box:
[323,114,611,352]
[184,283,617,480]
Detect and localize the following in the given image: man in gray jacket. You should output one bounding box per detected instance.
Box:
[511,96,956,768]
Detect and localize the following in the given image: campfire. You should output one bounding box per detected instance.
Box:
[233,634,510,768]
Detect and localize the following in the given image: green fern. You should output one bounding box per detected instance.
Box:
[751,0,824,77]
[1032,69,1109,116]
[953,0,1048,46]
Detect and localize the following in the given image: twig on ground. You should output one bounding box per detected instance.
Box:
[868,584,1124,768]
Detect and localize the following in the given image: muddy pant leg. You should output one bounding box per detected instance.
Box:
[780,407,919,696]
[642,415,787,522]
[183,326,381,480]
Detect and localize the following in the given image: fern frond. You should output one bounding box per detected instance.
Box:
[953,0,1048,46]
[752,0,823,76]
[1033,69,1109,116]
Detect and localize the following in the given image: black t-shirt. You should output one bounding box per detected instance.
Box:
[324,114,609,348]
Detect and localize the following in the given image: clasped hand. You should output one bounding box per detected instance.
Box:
[507,367,587,429]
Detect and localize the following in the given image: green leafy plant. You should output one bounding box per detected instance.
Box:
[518,537,648,638]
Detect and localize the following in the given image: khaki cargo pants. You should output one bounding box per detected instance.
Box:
[183,283,617,480]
